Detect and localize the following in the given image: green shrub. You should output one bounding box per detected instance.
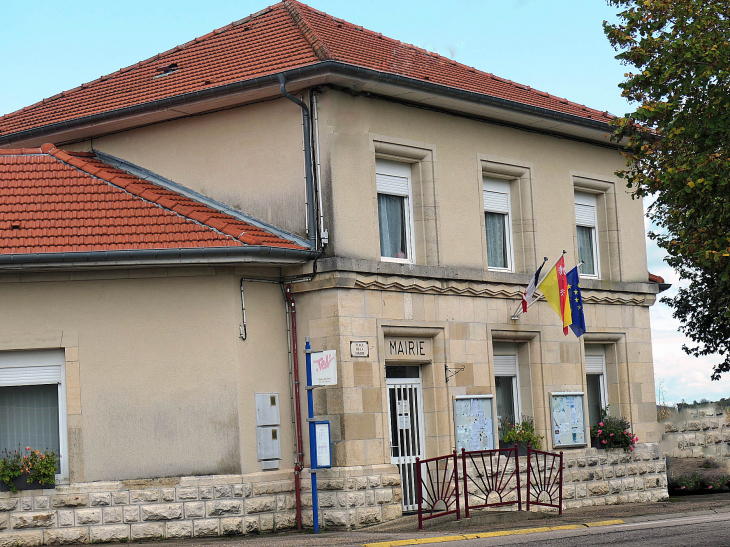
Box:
[0,446,59,493]
[500,416,543,450]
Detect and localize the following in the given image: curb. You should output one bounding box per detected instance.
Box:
[361,519,626,546]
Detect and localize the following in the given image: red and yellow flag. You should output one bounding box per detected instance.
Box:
[537,256,572,335]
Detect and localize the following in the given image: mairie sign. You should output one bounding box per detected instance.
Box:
[384,337,433,362]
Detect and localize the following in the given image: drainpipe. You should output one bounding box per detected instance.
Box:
[284,285,305,530]
[278,74,317,250]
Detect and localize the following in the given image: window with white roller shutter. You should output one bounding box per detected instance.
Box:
[575,191,600,278]
[0,349,67,479]
[483,177,513,271]
[376,159,414,263]
[493,350,520,424]
[585,346,607,427]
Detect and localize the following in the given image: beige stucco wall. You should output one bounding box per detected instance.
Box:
[316,90,648,283]
[0,269,294,482]
[65,98,308,238]
[62,87,647,284]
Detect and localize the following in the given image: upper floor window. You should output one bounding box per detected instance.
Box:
[483,177,513,271]
[376,159,414,263]
[575,191,600,278]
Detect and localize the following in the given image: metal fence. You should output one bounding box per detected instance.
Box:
[415,451,461,529]
[416,445,563,529]
[526,447,564,515]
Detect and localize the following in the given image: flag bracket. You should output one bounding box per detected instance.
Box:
[444,364,466,383]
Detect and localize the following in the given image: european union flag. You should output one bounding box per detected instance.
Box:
[566,266,586,337]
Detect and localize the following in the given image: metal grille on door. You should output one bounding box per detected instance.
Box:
[386,379,425,512]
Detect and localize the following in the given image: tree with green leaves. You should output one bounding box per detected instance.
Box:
[603,1,730,379]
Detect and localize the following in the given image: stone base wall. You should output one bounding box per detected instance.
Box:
[0,465,403,545]
[561,443,668,509]
[659,406,730,459]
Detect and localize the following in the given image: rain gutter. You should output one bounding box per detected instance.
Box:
[0,246,319,271]
[0,62,615,147]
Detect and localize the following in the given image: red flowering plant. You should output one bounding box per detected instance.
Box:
[0,446,59,492]
[589,408,637,452]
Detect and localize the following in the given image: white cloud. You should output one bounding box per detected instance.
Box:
[644,197,730,404]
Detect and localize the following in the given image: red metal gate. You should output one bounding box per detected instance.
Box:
[461,445,521,518]
[416,451,460,529]
[526,447,563,515]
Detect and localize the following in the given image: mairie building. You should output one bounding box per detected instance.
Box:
[0,2,669,543]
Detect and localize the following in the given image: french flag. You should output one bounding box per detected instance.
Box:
[522,262,546,313]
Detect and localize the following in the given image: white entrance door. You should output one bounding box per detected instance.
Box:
[386,368,426,512]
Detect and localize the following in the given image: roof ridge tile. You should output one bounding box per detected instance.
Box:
[283,0,332,61]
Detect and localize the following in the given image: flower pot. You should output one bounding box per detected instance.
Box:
[0,475,51,492]
[499,440,528,456]
[591,437,604,450]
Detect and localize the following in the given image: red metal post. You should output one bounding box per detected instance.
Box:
[416,457,423,530]
[559,451,564,516]
[515,444,522,511]
[285,286,304,530]
[453,450,461,520]
[526,446,531,512]
[461,448,469,519]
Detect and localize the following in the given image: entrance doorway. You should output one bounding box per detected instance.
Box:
[386,365,425,512]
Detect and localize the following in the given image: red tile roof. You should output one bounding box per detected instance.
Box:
[0,1,612,141]
[0,144,305,255]
[648,272,665,284]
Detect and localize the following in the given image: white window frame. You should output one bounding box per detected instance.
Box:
[493,350,521,423]
[0,350,68,481]
[376,159,415,264]
[575,191,600,279]
[585,345,608,421]
[483,177,514,272]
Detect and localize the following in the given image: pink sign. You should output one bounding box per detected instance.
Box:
[311,350,338,386]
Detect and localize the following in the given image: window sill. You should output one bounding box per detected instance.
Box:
[380,257,414,265]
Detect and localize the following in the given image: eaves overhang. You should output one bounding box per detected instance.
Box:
[0,246,320,272]
[0,61,619,148]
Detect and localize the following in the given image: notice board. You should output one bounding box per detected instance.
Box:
[550,392,587,448]
[453,395,494,451]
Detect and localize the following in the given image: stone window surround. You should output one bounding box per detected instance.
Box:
[477,156,538,276]
[571,173,623,282]
[581,333,634,430]
[489,329,539,442]
[0,330,81,483]
[370,137,440,267]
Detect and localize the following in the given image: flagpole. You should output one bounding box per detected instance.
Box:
[512,251,548,321]
[511,256,586,321]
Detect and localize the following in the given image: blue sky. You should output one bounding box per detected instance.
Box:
[1,0,725,404]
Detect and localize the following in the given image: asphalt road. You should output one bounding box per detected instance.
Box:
[424,511,730,546]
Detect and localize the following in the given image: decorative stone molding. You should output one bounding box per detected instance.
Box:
[0,466,402,545]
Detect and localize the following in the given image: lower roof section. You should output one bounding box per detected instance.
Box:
[0,144,315,270]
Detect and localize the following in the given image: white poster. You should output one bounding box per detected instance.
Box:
[311,350,338,386]
[315,422,331,468]
[550,392,586,447]
[453,396,494,451]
